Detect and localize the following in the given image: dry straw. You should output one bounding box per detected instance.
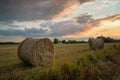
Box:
[18,38,54,66]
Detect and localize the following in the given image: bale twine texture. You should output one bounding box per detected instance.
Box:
[18,38,54,66]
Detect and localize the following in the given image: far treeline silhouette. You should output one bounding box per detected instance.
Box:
[0,36,120,44]
[54,36,120,44]
[0,42,19,44]
[53,38,86,44]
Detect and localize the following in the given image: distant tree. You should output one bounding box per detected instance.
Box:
[72,40,76,43]
[67,40,73,43]
[97,36,105,40]
[97,36,114,43]
[105,37,114,43]
[67,40,77,43]
[53,38,59,44]
[61,40,66,43]
[80,40,86,43]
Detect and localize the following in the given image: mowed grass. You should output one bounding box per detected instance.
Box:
[0,43,120,80]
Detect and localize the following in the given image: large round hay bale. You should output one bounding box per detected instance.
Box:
[95,38,104,49]
[18,38,54,66]
[88,38,96,50]
[88,38,104,50]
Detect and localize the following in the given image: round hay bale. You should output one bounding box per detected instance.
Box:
[88,38,96,50]
[18,38,54,66]
[95,38,104,49]
[88,38,104,50]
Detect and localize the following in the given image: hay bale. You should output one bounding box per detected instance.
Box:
[18,38,54,66]
[88,38,104,50]
[88,38,96,50]
[95,38,104,49]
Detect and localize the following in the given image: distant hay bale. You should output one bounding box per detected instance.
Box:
[18,38,54,66]
[96,38,104,49]
[88,38,96,50]
[88,38,104,50]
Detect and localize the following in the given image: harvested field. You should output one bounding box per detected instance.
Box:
[0,43,120,80]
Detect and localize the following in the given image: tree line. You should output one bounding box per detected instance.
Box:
[53,38,87,44]
[0,42,19,44]
[54,36,120,44]
[0,36,119,44]
[97,36,120,43]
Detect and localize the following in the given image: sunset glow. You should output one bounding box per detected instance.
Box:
[62,16,120,39]
[52,3,79,20]
[0,0,120,42]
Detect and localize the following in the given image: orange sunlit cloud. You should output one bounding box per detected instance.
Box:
[62,14,120,38]
[52,2,79,20]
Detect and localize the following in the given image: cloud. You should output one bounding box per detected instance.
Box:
[62,14,120,38]
[1,13,119,39]
[0,36,25,42]
[47,20,85,37]
[0,0,62,21]
[76,13,94,24]
[0,13,98,38]
[1,0,120,42]
[0,28,48,37]
[0,0,95,21]
[52,3,79,20]
[79,0,95,4]
[87,14,120,27]
[0,19,85,37]
[0,21,22,30]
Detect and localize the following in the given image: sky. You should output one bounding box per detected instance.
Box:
[0,0,120,42]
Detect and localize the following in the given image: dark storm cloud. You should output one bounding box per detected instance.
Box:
[76,13,94,24]
[0,0,95,21]
[0,28,47,37]
[0,0,63,21]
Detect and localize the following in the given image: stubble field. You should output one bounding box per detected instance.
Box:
[0,43,120,80]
